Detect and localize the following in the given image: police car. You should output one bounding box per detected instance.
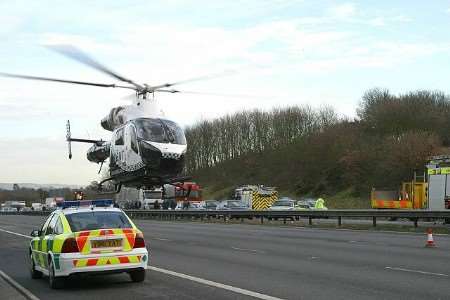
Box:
[29,200,148,289]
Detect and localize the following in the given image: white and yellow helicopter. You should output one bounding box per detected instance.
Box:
[0,45,219,192]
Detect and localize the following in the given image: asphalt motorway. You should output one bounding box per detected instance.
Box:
[1,216,450,300]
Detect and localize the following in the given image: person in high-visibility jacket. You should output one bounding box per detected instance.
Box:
[314,198,328,210]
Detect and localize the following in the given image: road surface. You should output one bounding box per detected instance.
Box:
[0,215,449,300]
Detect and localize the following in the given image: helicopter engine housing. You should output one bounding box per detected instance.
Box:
[87,143,110,163]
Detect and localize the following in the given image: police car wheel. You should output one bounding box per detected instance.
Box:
[29,253,42,279]
[48,258,64,289]
[129,269,146,282]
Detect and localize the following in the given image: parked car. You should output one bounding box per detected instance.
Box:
[20,207,32,212]
[189,202,205,210]
[175,201,205,210]
[204,200,219,210]
[2,207,18,212]
[295,201,312,210]
[216,200,249,210]
[268,199,296,210]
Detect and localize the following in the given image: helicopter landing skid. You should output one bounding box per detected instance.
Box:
[95,177,122,194]
[94,174,193,194]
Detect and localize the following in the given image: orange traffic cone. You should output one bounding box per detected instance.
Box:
[425,228,436,248]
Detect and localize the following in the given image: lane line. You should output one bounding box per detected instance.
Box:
[152,237,172,241]
[0,227,284,300]
[385,267,449,277]
[0,228,32,239]
[231,246,266,254]
[147,266,284,300]
[0,270,40,300]
[286,226,450,236]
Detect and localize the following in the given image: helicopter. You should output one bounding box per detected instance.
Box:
[0,45,221,193]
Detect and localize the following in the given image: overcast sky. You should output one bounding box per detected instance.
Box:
[1,0,450,185]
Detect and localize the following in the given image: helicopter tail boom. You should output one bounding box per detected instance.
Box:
[66,120,106,160]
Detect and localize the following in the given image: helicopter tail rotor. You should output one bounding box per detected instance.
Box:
[66,120,72,159]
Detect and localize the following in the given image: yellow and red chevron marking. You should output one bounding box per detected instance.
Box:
[72,255,142,267]
[73,228,138,254]
[371,199,412,209]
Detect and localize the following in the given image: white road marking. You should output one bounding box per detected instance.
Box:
[147,266,284,300]
[231,246,266,254]
[0,227,284,300]
[0,269,40,300]
[290,226,450,236]
[153,237,171,241]
[0,228,32,239]
[385,267,449,277]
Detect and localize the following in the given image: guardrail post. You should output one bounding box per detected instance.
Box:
[414,218,418,228]
[372,216,377,227]
[309,217,312,226]
[338,216,342,227]
[283,217,286,224]
[260,216,264,224]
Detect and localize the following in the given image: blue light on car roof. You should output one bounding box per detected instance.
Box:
[56,199,114,209]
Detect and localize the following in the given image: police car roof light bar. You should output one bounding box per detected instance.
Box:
[57,199,114,209]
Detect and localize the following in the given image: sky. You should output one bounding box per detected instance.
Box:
[1,0,450,185]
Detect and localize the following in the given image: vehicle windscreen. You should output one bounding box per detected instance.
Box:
[135,118,186,145]
[227,201,245,208]
[65,211,132,232]
[273,201,293,207]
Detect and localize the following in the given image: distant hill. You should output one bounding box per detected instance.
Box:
[0,183,84,191]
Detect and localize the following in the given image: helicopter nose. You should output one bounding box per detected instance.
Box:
[139,141,185,175]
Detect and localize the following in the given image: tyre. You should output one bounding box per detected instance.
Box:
[29,253,42,279]
[129,269,146,282]
[48,257,65,289]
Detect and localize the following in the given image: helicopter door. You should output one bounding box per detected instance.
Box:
[113,127,125,167]
[124,124,142,170]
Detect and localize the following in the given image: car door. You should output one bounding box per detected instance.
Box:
[43,213,60,262]
[32,212,56,269]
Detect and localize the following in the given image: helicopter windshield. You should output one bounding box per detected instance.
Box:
[135,118,186,145]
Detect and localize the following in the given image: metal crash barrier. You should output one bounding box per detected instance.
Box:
[2,209,450,228]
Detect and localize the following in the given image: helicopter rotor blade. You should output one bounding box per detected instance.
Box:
[0,72,136,89]
[150,70,237,91]
[156,89,269,99]
[47,44,144,90]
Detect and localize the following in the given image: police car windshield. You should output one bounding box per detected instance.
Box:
[135,118,186,145]
[65,211,132,232]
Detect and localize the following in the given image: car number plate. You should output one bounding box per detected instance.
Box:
[91,239,122,248]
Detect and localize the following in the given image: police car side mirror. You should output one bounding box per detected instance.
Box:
[30,230,40,237]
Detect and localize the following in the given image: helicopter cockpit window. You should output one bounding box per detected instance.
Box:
[161,119,187,145]
[135,118,186,145]
[129,126,139,154]
[115,128,124,146]
[135,119,166,143]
